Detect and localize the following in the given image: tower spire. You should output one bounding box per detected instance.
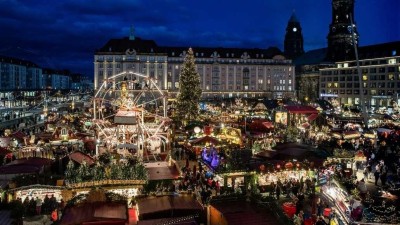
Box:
[284,10,304,59]
[129,25,135,41]
[327,0,359,61]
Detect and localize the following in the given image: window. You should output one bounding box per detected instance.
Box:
[388,58,396,64]
[61,128,68,136]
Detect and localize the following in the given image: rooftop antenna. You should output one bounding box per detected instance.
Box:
[349,14,368,129]
[129,25,135,41]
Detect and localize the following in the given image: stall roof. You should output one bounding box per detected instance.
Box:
[0,165,40,174]
[284,105,318,114]
[137,195,203,217]
[144,162,180,180]
[60,202,127,225]
[0,146,11,155]
[137,217,197,225]
[69,151,95,166]
[211,200,280,225]
[307,113,319,121]
[0,157,53,175]
[189,136,219,145]
[7,157,53,167]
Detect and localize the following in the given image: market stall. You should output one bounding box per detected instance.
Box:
[258,169,316,186]
[321,179,351,224]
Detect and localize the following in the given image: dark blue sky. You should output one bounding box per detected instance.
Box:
[0,0,399,77]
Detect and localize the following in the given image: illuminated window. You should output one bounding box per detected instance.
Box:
[362,75,368,81]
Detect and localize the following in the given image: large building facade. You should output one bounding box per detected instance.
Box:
[0,56,81,91]
[94,37,296,99]
[319,54,400,109]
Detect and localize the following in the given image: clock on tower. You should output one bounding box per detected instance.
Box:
[284,11,304,59]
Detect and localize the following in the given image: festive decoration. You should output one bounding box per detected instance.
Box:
[176,48,202,122]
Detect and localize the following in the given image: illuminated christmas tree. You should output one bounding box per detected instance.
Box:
[176,48,202,123]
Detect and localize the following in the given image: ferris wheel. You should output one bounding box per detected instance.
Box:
[93,71,170,160]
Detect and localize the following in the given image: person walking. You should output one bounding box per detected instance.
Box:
[366,162,372,179]
[276,184,281,200]
[363,167,368,181]
[374,164,381,186]
[35,197,42,215]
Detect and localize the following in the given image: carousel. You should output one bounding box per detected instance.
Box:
[93,71,170,160]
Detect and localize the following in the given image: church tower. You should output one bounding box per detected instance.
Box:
[284,11,304,59]
[327,0,359,61]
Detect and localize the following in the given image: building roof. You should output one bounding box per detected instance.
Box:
[293,48,328,66]
[96,37,285,60]
[97,37,159,54]
[358,41,400,60]
[0,55,39,67]
[295,41,400,66]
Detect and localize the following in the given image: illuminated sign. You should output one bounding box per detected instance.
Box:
[320,93,338,97]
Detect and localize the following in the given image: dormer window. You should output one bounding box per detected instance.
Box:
[61,128,67,135]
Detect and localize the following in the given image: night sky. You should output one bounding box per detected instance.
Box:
[0,0,398,78]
